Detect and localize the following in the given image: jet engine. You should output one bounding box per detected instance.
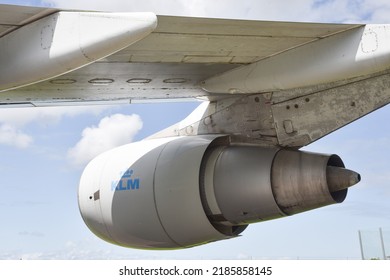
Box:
[78,135,360,249]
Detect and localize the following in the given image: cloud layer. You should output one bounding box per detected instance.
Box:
[0,106,144,167]
[0,106,108,149]
[67,114,143,167]
[0,124,32,148]
[41,0,390,23]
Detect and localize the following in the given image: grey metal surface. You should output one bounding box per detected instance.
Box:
[164,71,390,148]
[1,63,236,104]
[271,71,390,147]
[211,145,284,224]
[199,142,357,227]
[174,94,278,145]
[271,150,347,215]
[326,166,361,193]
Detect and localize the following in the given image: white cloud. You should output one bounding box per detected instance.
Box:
[0,106,108,127]
[0,106,110,149]
[0,124,33,148]
[42,0,189,14]
[40,0,390,23]
[67,114,143,168]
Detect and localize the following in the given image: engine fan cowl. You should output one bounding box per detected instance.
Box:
[78,136,228,249]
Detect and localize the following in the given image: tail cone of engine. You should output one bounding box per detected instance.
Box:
[327,166,361,192]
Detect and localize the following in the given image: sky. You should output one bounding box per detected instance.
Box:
[0,0,390,260]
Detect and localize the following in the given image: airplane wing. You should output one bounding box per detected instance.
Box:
[0,3,361,104]
[1,4,390,147]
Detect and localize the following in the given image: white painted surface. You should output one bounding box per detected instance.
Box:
[0,11,157,91]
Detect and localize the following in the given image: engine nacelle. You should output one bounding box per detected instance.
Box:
[78,136,360,249]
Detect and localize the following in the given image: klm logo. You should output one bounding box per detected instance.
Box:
[111,170,140,191]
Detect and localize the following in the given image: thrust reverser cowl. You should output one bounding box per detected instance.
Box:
[0,11,157,91]
[202,146,360,227]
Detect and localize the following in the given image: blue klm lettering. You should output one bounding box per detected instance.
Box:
[111,169,140,191]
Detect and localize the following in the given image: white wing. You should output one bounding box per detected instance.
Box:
[1,4,390,147]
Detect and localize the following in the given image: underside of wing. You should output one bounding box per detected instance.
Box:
[0,5,361,106]
[0,4,157,97]
[0,4,57,37]
[114,15,359,64]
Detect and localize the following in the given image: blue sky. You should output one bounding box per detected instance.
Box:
[0,0,390,259]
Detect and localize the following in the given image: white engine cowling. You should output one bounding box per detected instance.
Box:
[78,135,359,249]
